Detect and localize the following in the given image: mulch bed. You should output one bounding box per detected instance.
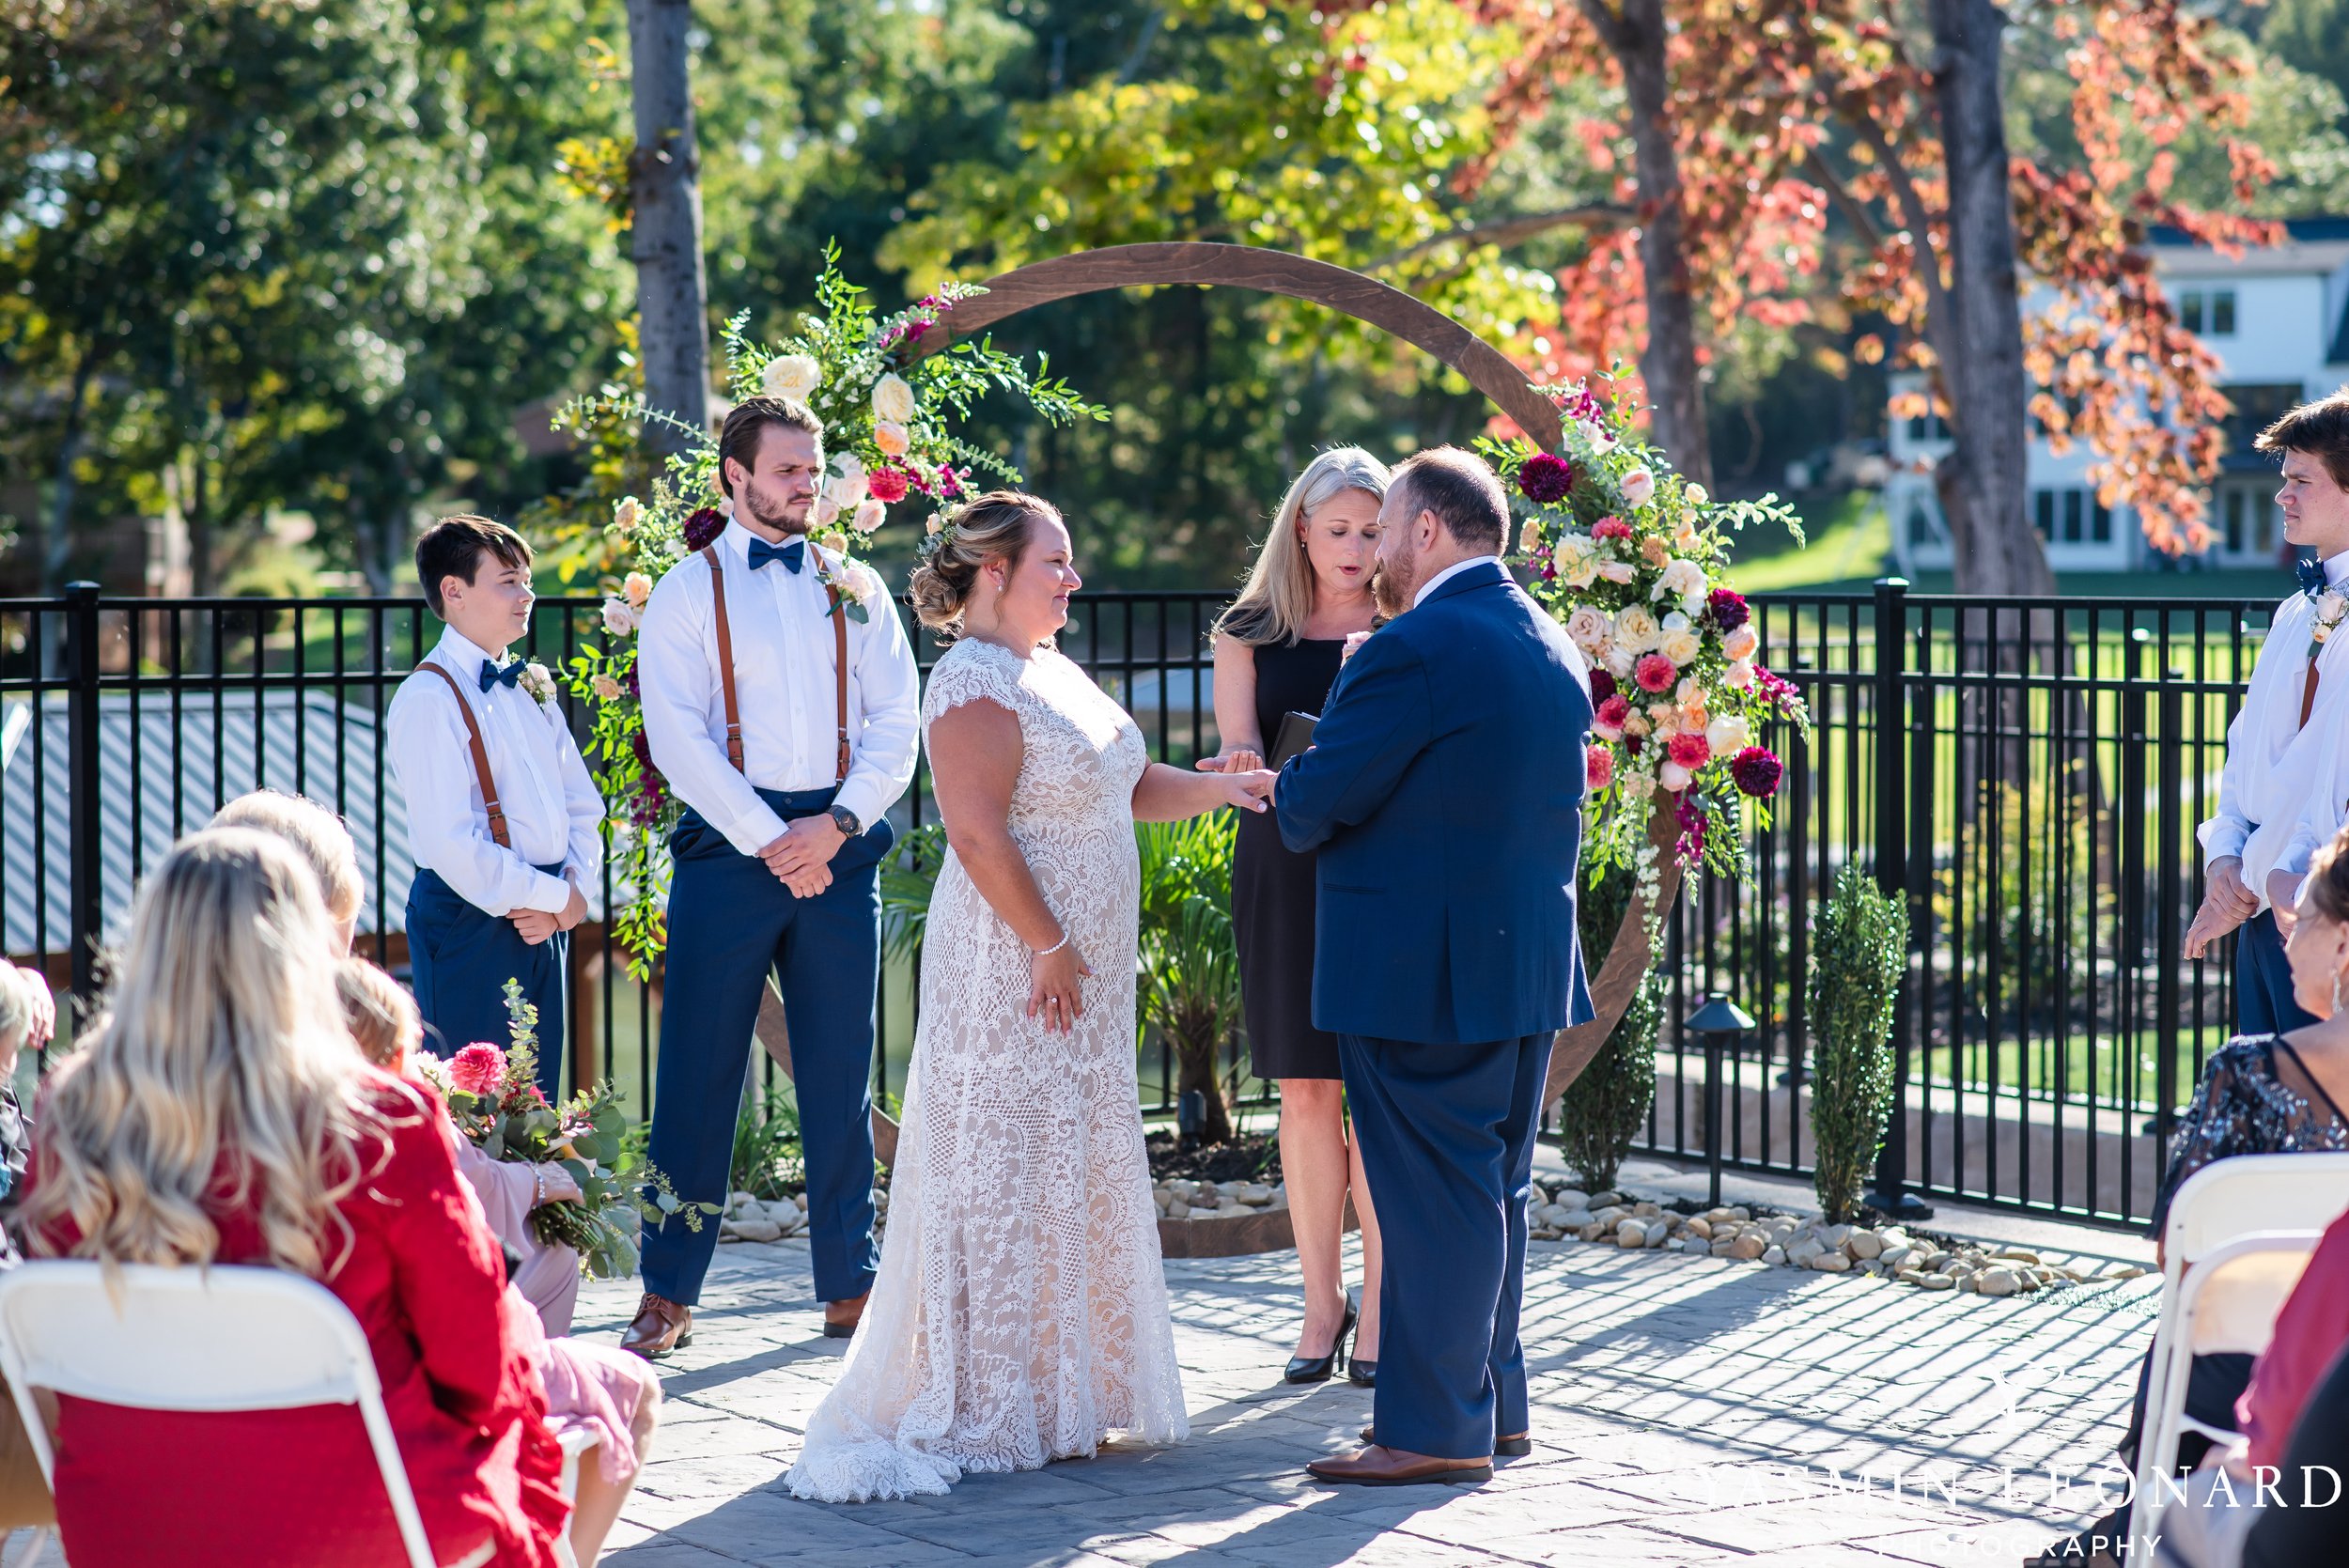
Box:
[1144,1131,1282,1187]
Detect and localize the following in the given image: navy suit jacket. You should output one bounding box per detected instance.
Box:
[1274,559,1595,1047]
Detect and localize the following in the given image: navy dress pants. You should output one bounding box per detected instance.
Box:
[406,862,569,1101]
[639,787,894,1308]
[2238,908,2316,1036]
[1339,1029,1554,1460]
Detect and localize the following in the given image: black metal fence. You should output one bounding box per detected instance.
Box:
[0,580,2279,1228]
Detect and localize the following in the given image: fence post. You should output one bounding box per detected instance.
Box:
[65,582,103,1031]
[2155,666,2184,1150]
[1866,578,1931,1219]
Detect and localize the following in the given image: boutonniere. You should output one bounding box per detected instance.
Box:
[810,534,877,625]
[2312,591,2349,660]
[517,660,559,706]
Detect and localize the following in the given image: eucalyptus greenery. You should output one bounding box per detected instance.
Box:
[1807,865,1910,1223]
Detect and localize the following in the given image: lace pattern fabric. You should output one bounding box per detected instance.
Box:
[787,638,1189,1502]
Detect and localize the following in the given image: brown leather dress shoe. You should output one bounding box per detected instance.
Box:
[620,1292,692,1359]
[1308,1444,1491,1486]
[1359,1426,1532,1458]
[822,1289,871,1339]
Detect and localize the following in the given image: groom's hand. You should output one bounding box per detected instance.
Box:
[762,815,847,877]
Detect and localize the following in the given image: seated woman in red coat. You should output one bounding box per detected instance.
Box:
[19,827,569,1568]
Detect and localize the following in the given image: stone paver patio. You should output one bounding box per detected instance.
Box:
[587,1162,2162,1568]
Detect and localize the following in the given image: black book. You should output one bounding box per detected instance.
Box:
[1269,710,1319,768]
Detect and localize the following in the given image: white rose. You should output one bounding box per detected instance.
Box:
[1612,606,1661,653]
[1653,557,1709,603]
[870,372,917,424]
[832,450,867,483]
[519,661,556,703]
[1662,611,1691,633]
[761,352,822,401]
[1574,417,1616,455]
[623,570,652,609]
[600,598,638,637]
[1657,628,1703,666]
[1675,675,1704,706]
[1564,606,1611,652]
[1706,714,1751,758]
[613,496,642,535]
[852,496,886,534]
[1596,560,1636,584]
[1658,759,1693,793]
[1722,624,1761,662]
[1603,644,1637,680]
[1685,483,1710,507]
[1552,537,1598,590]
[824,471,869,511]
[811,495,842,530]
[1726,658,1756,689]
[873,420,910,458]
[818,530,850,557]
[1621,466,1657,507]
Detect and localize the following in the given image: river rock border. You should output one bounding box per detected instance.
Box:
[1532,1185,2149,1296]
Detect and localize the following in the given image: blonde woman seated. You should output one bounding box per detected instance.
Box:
[1201,448,1390,1384]
[212,787,365,953]
[21,831,569,1568]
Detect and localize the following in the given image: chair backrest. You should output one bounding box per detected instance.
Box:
[2164,1152,2349,1265]
[2185,1233,2321,1358]
[0,1260,436,1568]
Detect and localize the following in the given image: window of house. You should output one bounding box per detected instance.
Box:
[2223,383,2305,456]
[2182,291,2203,334]
[1906,408,1948,442]
[2225,489,2246,554]
[2092,497,2113,543]
[1907,501,1937,545]
[2034,489,2055,538]
[2183,288,2240,337]
[2213,289,2236,335]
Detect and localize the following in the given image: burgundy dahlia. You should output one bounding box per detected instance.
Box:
[1707,588,1750,632]
[1732,745,1783,799]
[1589,667,1618,706]
[630,728,656,771]
[682,506,727,551]
[1517,453,1576,505]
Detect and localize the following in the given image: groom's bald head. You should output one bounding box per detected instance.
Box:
[1390,447,1508,554]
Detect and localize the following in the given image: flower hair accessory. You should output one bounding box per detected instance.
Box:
[918,503,967,558]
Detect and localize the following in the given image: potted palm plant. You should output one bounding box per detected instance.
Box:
[1136,812,1243,1147]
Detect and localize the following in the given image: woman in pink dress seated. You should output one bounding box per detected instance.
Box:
[22,829,569,1568]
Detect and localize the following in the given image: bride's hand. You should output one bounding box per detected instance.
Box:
[1217,769,1277,814]
[1028,940,1091,1033]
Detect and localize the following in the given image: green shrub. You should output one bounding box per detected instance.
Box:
[1559,862,1661,1193]
[1808,864,1909,1222]
[732,1081,804,1201]
[1136,812,1243,1146]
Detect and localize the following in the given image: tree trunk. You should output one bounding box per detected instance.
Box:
[1588,0,1712,490]
[627,0,709,457]
[1174,1024,1236,1147]
[1929,0,2050,597]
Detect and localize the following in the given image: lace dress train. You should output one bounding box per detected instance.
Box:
[787,639,1190,1502]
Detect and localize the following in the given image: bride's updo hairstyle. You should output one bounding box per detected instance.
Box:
[909,489,1062,642]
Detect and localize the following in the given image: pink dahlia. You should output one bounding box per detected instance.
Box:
[1733,745,1783,798]
[1586,744,1615,790]
[1594,693,1631,738]
[1667,731,1711,770]
[1517,453,1576,505]
[449,1043,506,1099]
[1707,588,1750,631]
[1592,515,1633,543]
[868,467,911,505]
[682,506,727,551]
[1635,653,1679,693]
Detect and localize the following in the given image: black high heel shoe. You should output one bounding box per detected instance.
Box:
[1347,1357,1377,1389]
[1283,1292,1358,1384]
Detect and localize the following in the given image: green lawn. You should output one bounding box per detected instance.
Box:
[1725,489,1890,592]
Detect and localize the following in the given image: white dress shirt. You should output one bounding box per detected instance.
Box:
[385,627,605,917]
[2204,553,2349,908]
[637,520,922,856]
[1413,554,1505,608]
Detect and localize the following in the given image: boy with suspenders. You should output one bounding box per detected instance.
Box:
[386,516,603,1097]
[624,397,921,1358]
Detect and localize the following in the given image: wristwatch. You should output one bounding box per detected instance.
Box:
[829,804,862,838]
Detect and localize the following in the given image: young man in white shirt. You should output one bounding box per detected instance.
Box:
[623,397,921,1359]
[2186,388,2349,1031]
[386,516,601,1097]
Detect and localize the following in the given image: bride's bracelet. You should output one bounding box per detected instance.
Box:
[1033,931,1070,957]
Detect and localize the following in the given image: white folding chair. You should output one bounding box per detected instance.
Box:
[2126,1151,2349,1556]
[552,1426,599,1568]
[0,1260,436,1568]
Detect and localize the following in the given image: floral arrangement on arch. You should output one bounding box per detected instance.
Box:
[1480,373,1812,946]
[552,243,1105,973]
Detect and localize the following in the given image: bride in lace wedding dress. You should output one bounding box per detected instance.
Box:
[788,492,1275,1504]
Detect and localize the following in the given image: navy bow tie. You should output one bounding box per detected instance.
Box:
[748,536,806,574]
[2297,554,2330,598]
[478,659,525,693]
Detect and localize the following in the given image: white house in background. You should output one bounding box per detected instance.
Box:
[1886,217,2349,576]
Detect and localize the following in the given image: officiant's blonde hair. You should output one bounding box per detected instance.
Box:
[22,830,393,1280]
[1215,447,1389,647]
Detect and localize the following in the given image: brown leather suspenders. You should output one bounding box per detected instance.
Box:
[699,543,851,784]
[417,662,511,848]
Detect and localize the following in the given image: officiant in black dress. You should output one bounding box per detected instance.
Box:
[1203,448,1392,1387]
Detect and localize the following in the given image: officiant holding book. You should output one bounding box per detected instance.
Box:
[1203,447,1392,1389]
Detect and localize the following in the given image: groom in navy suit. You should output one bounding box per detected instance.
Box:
[1274,446,1594,1486]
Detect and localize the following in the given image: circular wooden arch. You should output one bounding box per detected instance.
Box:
[906,242,1678,1110]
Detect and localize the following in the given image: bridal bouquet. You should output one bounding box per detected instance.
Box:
[415,981,715,1278]
[1484,374,1812,946]
[550,243,1105,973]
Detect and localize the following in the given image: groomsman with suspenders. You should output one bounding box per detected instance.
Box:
[2187,388,2349,1020]
[387,516,602,1098]
[623,396,921,1359]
